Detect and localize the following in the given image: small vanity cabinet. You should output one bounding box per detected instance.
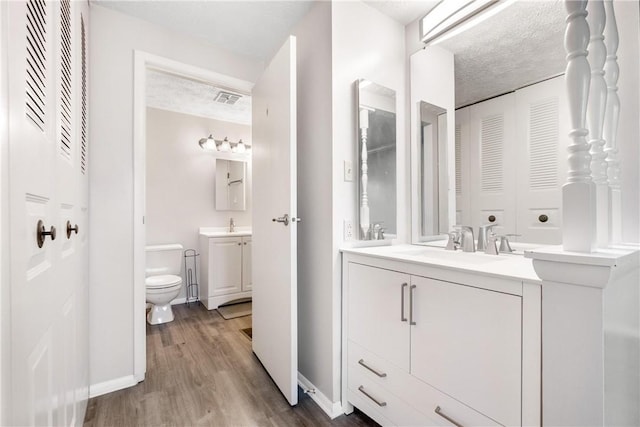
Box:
[199,230,252,309]
[342,247,541,427]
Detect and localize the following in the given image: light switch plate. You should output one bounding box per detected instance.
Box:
[344,160,354,182]
[344,219,354,241]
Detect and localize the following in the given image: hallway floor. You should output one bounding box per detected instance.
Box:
[84,303,378,426]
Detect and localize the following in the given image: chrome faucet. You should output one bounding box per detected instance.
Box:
[445,231,460,251]
[229,217,235,232]
[485,232,499,255]
[456,226,476,252]
[477,224,498,252]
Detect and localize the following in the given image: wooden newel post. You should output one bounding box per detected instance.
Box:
[562,0,597,252]
[587,0,611,247]
[603,0,622,243]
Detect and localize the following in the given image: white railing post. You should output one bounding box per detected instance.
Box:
[603,0,622,243]
[359,108,370,239]
[562,0,597,252]
[587,0,610,247]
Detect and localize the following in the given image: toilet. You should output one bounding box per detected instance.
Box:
[145,244,183,325]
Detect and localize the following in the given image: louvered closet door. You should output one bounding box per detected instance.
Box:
[455,107,471,226]
[514,77,567,244]
[469,94,517,236]
[7,1,90,425]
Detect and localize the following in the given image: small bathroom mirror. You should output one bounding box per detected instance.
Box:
[356,79,397,240]
[417,101,448,238]
[215,159,246,211]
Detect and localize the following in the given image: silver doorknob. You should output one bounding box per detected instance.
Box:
[292,217,301,223]
[272,214,289,226]
[36,220,56,248]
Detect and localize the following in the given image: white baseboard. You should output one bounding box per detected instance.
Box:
[171,297,187,305]
[89,375,138,398]
[298,372,343,419]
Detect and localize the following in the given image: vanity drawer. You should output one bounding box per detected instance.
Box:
[348,365,436,427]
[348,340,501,427]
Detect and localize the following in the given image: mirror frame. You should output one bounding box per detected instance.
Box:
[355,78,397,241]
[410,47,456,244]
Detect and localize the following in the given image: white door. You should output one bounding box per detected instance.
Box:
[6,0,89,424]
[514,76,567,244]
[469,93,517,236]
[241,237,252,291]
[210,237,243,296]
[251,36,298,406]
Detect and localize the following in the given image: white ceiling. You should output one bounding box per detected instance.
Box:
[103,0,567,117]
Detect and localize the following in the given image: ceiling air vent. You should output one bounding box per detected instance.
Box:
[214,91,242,105]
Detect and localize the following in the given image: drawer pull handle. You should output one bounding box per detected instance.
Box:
[435,406,464,427]
[400,283,407,322]
[358,385,386,407]
[358,359,387,378]
[409,284,417,325]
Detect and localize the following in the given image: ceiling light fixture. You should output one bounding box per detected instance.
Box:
[420,0,502,45]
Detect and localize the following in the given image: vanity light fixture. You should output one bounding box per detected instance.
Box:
[198,134,217,151]
[198,134,251,155]
[420,0,505,45]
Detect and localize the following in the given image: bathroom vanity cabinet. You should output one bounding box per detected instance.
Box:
[342,246,541,427]
[199,231,252,309]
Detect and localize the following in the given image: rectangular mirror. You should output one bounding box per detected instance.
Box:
[418,101,448,237]
[356,79,396,240]
[215,159,246,211]
[410,47,455,244]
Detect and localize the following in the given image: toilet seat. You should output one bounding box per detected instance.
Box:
[146,274,182,289]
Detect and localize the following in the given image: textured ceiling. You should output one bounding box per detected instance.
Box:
[146,70,251,125]
[94,0,314,60]
[363,0,438,25]
[437,1,567,108]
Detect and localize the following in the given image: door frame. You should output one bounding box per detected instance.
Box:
[132,51,253,381]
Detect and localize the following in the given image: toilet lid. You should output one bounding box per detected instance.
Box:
[146,274,182,289]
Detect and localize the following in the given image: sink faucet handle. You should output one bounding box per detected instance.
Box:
[445,231,460,251]
[485,232,500,255]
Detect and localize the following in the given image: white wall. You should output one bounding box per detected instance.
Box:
[290,1,335,405]
[331,0,406,400]
[0,1,8,422]
[615,0,640,244]
[89,4,262,388]
[146,107,252,301]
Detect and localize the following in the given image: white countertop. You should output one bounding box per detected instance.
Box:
[341,243,541,283]
[199,227,252,238]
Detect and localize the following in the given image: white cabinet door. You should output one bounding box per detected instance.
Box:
[241,237,252,291]
[410,276,522,427]
[209,237,242,296]
[347,263,411,371]
[515,76,567,244]
[469,93,518,236]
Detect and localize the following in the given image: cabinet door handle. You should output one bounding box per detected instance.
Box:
[358,385,386,407]
[435,406,464,427]
[358,359,387,378]
[409,284,416,325]
[400,283,407,322]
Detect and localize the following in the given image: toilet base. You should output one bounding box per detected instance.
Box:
[147,303,175,325]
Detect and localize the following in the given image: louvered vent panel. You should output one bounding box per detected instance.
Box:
[455,124,462,195]
[25,0,47,131]
[80,15,87,174]
[529,98,558,189]
[59,0,72,159]
[480,114,504,192]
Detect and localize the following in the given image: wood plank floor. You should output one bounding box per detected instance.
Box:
[84,303,378,427]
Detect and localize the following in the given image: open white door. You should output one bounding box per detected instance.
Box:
[251,35,298,406]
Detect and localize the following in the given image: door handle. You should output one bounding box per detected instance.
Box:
[36,220,56,248]
[272,214,289,226]
[400,283,407,322]
[66,220,79,239]
[409,284,416,325]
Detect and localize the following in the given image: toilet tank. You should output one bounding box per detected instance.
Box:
[145,244,183,277]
